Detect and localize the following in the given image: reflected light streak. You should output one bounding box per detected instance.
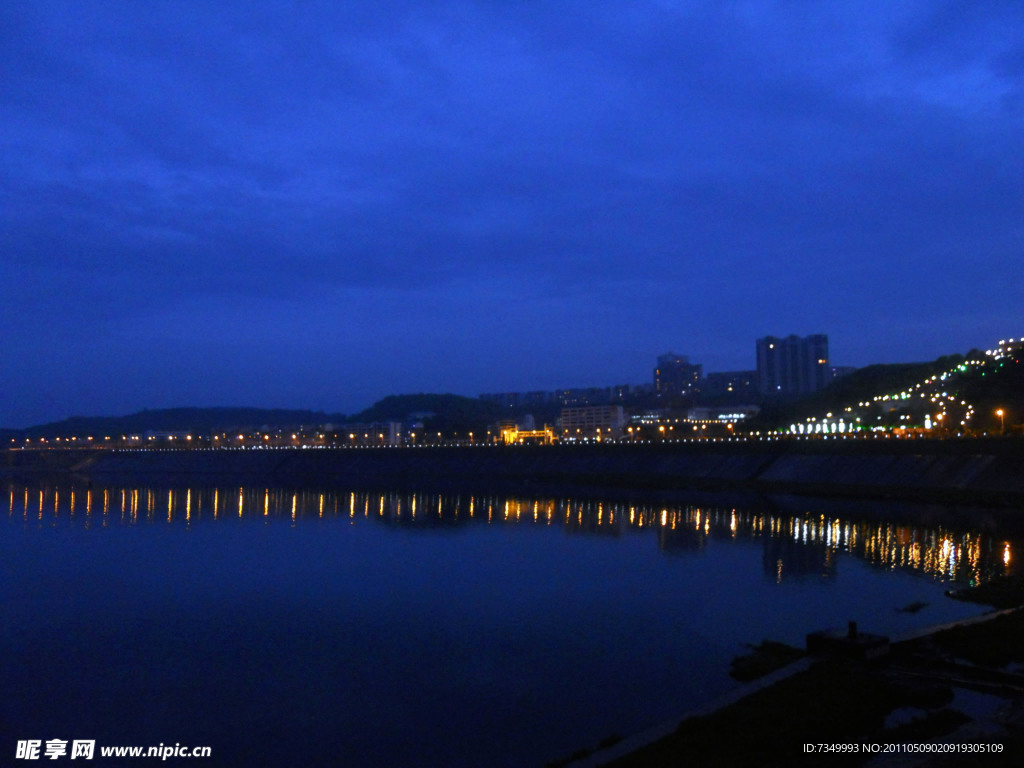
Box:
[4,483,1017,587]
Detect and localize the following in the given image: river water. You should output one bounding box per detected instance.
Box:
[1,482,1018,766]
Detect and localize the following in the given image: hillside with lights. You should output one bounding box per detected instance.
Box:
[766,338,1023,438]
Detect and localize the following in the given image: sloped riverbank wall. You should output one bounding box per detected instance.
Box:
[43,437,1024,507]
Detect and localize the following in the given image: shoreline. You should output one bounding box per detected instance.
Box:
[7,437,1024,509]
[555,597,1024,767]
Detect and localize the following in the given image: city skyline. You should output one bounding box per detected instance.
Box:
[8,329,1007,432]
[3,2,1023,428]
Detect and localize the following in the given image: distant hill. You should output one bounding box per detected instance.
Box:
[755,346,1023,433]
[955,349,1024,432]
[751,356,966,429]
[350,394,504,433]
[12,407,348,440]
[6,398,506,441]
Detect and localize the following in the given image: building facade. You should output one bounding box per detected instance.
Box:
[756,334,830,397]
[560,405,626,439]
[653,353,702,399]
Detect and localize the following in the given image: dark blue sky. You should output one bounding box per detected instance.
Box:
[3,1,1022,427]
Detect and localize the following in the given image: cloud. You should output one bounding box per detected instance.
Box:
[2,1,1023,425]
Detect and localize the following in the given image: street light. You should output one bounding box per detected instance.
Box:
[996,409,1005,435]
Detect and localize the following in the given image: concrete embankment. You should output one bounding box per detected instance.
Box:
[45,437,1024,507]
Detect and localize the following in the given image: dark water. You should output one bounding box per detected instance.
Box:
[1,483,1018,767]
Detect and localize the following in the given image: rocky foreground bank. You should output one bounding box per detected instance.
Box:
[555,577,1024,768]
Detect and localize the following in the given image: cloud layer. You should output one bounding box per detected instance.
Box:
[3,1,1022,425]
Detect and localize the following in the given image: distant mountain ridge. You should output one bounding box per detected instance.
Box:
[6,407,348,440]
[3,396,507,442]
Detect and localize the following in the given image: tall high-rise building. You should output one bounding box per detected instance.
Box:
[653,353,702,399]
[756,334,829,397]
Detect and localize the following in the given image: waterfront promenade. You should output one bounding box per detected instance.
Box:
[11,437,1024,508]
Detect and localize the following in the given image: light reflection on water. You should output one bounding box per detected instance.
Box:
[3,480,1021,767]
[7,482,1017,587]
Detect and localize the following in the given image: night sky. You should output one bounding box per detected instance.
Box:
[3,1,1022,427]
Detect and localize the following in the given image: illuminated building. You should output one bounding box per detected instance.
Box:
[498,424,557,445]
[560,405,625,439]
[654,353,702,399]
[756,334,830,397]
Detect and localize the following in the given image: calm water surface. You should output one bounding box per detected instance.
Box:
[1,483,1018,767]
